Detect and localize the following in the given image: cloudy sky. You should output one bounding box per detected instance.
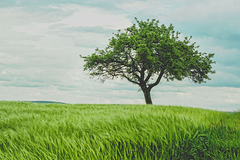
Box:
[0,0,240,111]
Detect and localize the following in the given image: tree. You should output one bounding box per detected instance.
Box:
[80,18,215,104]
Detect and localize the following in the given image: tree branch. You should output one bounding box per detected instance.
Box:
[144,71,153,83]
[127,51,141,73]
[122,73,140,85]
[148,69,165,90]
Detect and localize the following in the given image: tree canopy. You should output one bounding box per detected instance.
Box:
[81,18,215,104]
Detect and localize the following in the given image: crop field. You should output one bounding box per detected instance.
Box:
[0,101,239,159]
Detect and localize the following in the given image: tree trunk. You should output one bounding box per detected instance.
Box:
[143,89,153,104]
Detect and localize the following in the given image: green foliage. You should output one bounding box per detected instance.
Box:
[81,18,216,104]
[81,18,215,85]
[0,101,239,159]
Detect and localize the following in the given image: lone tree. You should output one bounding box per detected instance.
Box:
[81,18,215,104]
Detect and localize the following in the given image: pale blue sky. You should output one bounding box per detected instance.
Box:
[0,0,240,111]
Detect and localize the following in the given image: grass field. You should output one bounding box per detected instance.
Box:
[0,101,239,159]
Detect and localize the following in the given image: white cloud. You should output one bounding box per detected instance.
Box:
[116,0,179,21]
[30,92,42,97]
[152,86,240,111]
[13,23,52,35]
[116,1,153,12]
[172,0,240,21]
[0,5,119,91]
[209,47,240,65]
[59,4,132,30]
[1,70,8,75]
[0,85,239,111]
[0,1,240,112]
[0,52,23,65]
[165,0,240,35]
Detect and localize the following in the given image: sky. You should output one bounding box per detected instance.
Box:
[0,0,240,111]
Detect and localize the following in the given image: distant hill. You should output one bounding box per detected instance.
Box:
[25,101,66,104]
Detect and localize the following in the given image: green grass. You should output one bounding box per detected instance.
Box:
[0,101,239,159]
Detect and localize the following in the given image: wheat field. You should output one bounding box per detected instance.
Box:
[0,101,239,159]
